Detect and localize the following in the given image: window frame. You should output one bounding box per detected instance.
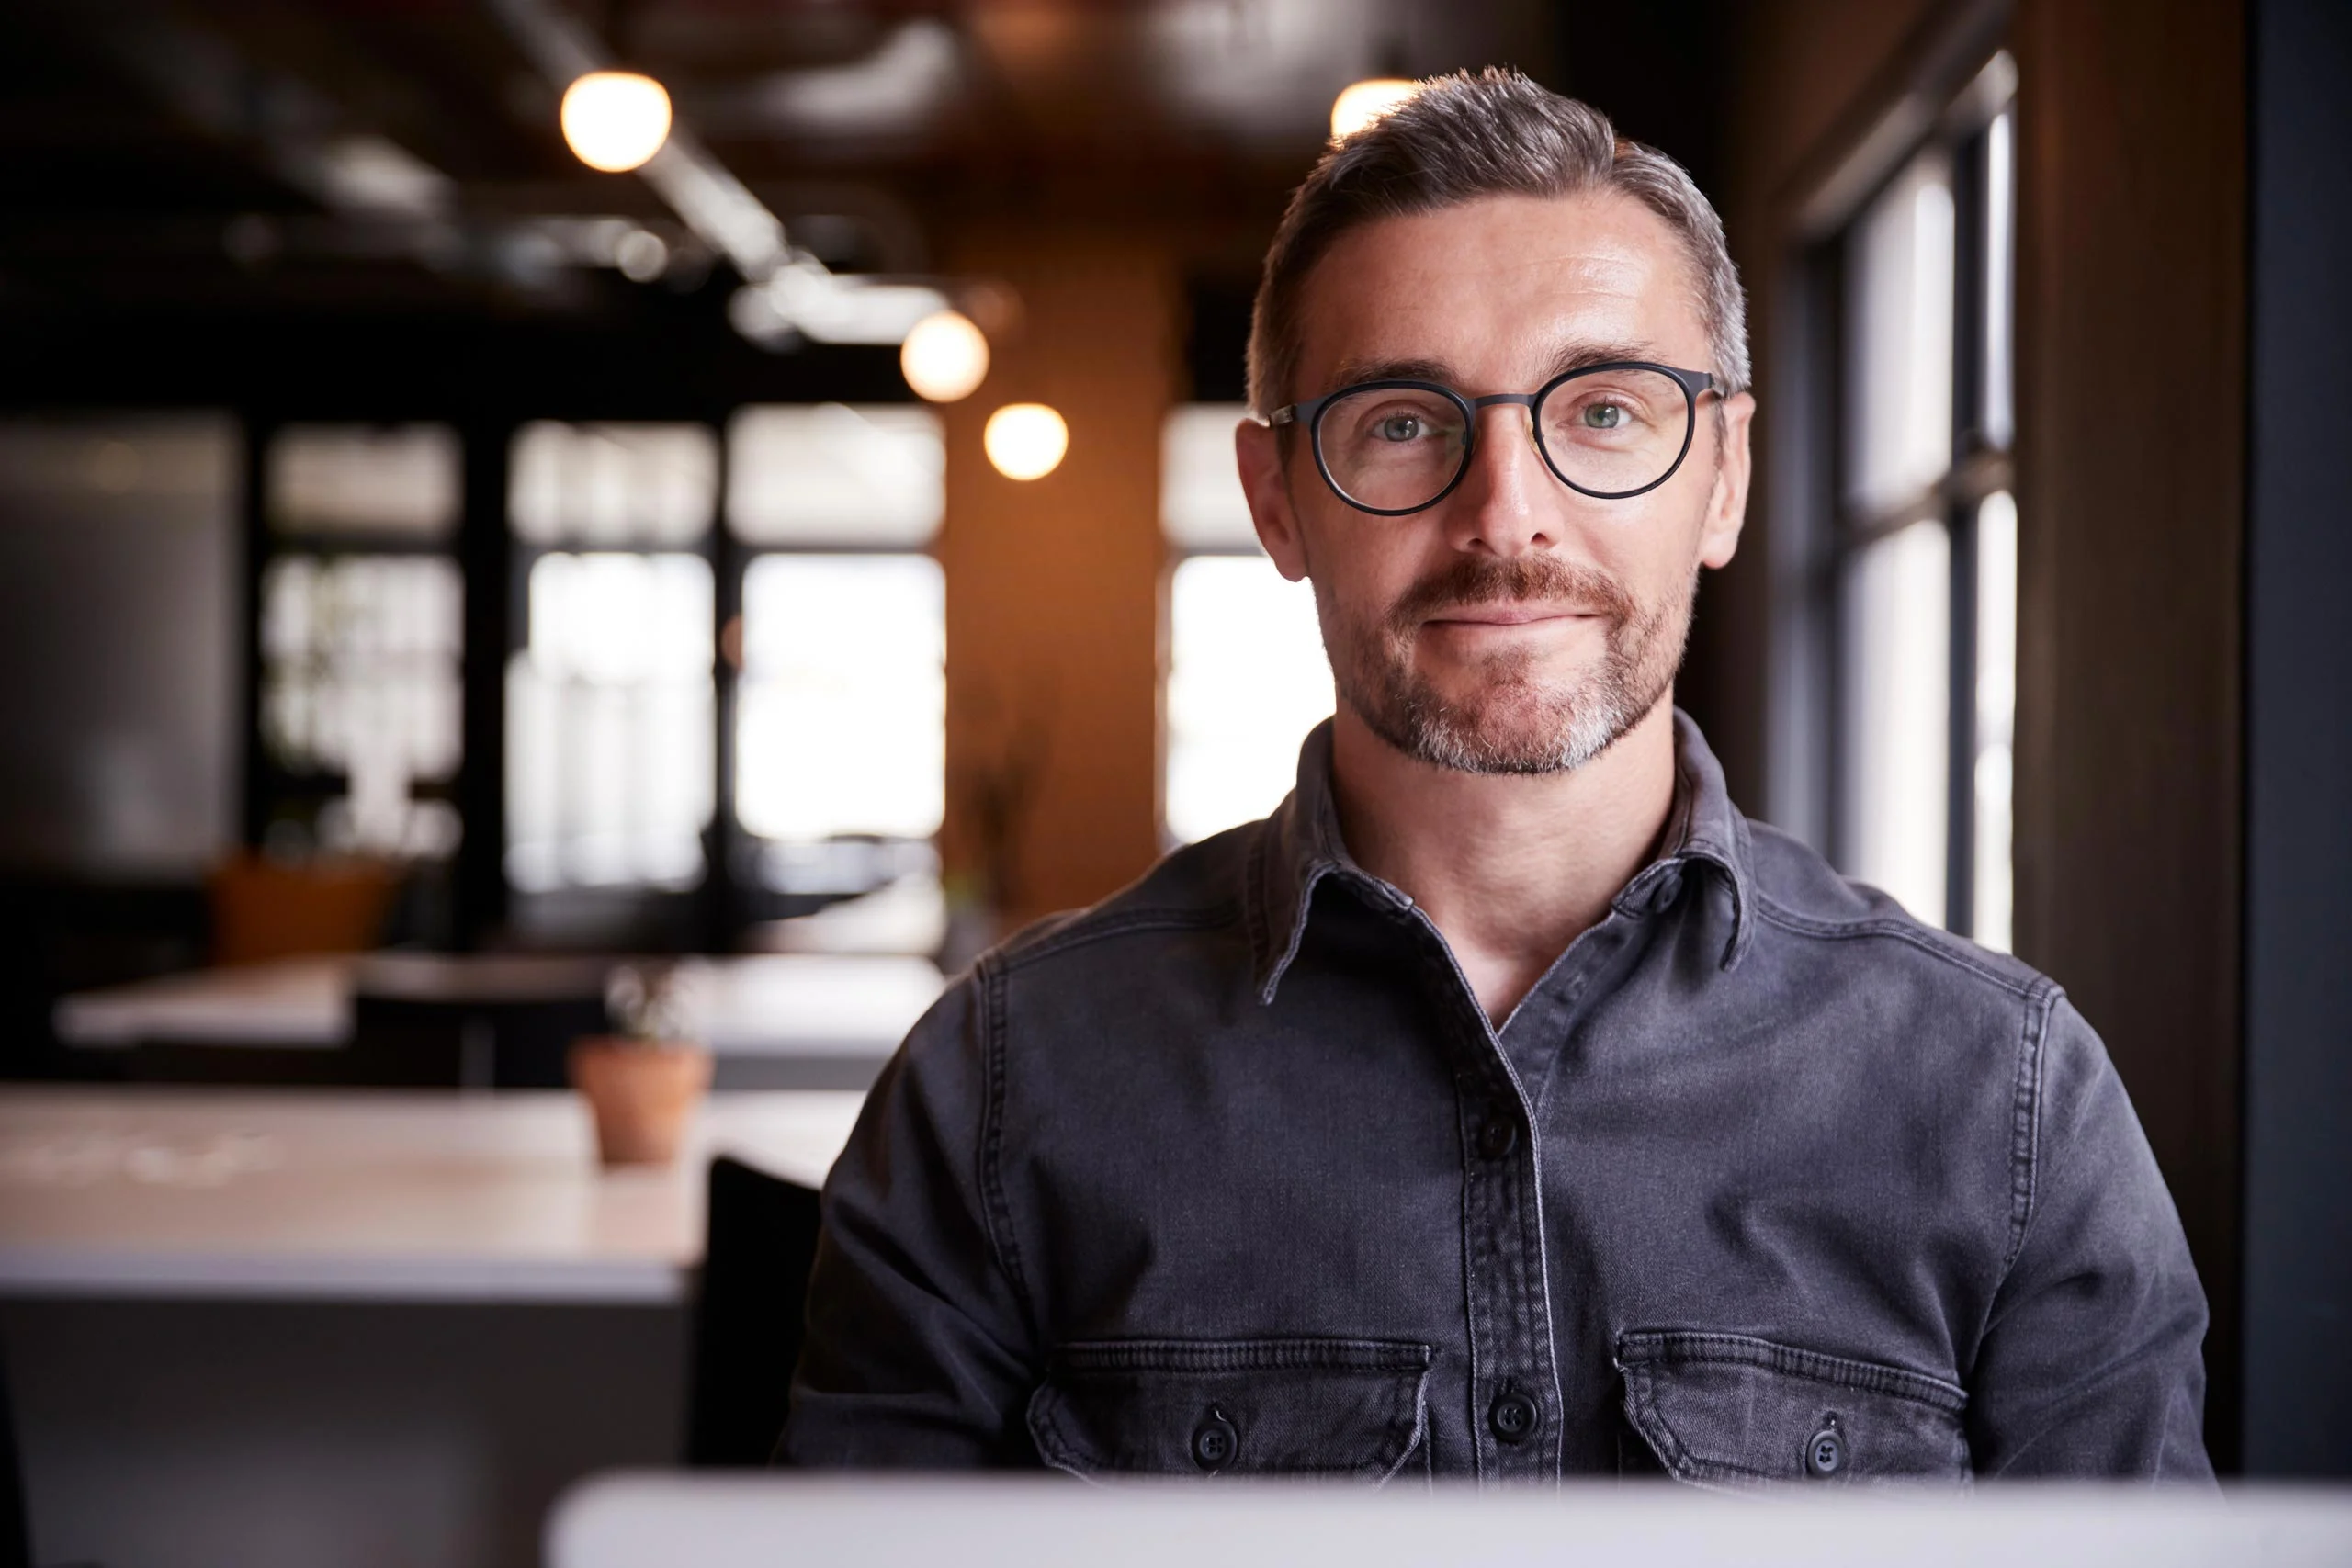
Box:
[1799,56,2018,942]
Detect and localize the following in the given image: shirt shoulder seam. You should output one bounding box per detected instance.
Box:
[992,902,1244,976]
[1751,893,2042,1001]
[2005,984,2060,1269]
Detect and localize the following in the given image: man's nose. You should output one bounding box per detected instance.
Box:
[1442,402,1562,557]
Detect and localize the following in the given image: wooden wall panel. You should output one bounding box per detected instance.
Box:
[936,232,1178,931]
[2009,0,2246,1462]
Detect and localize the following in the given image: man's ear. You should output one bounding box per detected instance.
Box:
[1236,417,1311,581]
[1697,389,1756,571]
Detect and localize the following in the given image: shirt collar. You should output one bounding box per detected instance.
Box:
[1249,708,1757,1004]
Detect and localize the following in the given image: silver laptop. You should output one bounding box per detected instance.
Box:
[548,1473,2352,1568]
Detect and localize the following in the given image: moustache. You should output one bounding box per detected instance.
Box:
[1385,555,1636,637]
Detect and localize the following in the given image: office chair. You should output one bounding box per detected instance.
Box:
[685,1156,823,1466]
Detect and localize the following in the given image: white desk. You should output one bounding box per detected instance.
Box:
[51,953,944,1087]
[51,955,355,1048]
[0,1087,863,1303]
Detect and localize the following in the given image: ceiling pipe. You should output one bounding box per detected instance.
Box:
[483,0,788,285]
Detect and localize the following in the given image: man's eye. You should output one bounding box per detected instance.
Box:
[1375,415,1423,442]
[1583,402,1626,430]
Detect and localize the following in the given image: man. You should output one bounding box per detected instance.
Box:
[782,70,2211,1483]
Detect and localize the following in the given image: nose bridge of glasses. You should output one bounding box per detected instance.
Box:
[1461,392,1543,459]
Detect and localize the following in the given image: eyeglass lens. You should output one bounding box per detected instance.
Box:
[1315,367,1694,512]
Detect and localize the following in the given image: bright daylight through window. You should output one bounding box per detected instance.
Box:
[504,423,716,893]
[1161,405,1333,845]
[728,405,945,897]
[1830,62,2016,949]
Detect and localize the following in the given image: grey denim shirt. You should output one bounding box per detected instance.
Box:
[783,713,2211,1483]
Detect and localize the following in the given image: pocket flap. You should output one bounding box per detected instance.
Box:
[1617,1330,1970,1486]
[1028,1337,1431,1482]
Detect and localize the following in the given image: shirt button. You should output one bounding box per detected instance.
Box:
[1476,1118,1518,1160]
[1192,1407,1238,1472]
[1488,1391,1539,1444]
[1805,1423,1845,1477]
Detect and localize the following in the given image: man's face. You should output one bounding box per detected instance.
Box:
[1238,192,1754,775]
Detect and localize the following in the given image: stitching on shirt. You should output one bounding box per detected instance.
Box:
[2005,985,2059,1270]
[974,956,1037,1330]
[1048,1337,1431,1373]
[1753,896,2041,1000]
[1616,1329,1969,1410]
[992,904,1244,977]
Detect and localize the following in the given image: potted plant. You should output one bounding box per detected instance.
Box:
[569,963,713,1167]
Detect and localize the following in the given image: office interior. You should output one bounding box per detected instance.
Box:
[0,0,2345,1562]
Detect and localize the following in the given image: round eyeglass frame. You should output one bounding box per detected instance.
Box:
[1269,360,1717,516]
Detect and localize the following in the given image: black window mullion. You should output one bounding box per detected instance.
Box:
[705,413,745,953]
[1944,126,1992,939]
[1818,231,1860,876]
[456,413,514,951]
[238,410,277,853]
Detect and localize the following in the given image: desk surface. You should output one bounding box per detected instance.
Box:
[0,1088,863,1303]
[53,953,945,1058]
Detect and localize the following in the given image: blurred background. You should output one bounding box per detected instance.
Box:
[0,0,2344,1562]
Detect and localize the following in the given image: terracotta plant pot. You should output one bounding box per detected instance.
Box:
[569,1038,713,1167]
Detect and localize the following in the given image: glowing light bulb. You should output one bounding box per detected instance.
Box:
[983,404,1069,481]
[560,72,673,174]
[1330,78,1419,140]
[899,311,990,402]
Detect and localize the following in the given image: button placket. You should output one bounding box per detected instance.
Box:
[1408,907,1559,1483]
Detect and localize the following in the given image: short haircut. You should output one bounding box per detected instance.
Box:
[1246,68,1749,419]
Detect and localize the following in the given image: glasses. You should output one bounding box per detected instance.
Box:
[1270,361,1716,516]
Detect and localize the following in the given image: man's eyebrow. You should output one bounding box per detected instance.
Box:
[1321,355,1456,391]
[1314,342,1669,400]
[1538,341,1661,380]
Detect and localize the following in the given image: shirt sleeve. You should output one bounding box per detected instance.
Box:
[778,970,1040,1468]
[1965,993,2214,1480]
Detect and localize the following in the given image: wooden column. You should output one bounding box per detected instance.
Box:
[2010,0,2247,1465]
[937,232,1178,931]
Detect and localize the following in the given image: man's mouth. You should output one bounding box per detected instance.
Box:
[1421,604,1599,627]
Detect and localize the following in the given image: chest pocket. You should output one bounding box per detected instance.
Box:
[1617,1330,1970,1487]
[1027,1337,1431,1483]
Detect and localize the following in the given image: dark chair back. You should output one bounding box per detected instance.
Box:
[686,1156,822,1466]
[0,1343,33,1568]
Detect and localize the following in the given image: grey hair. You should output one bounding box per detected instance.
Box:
[1246,69,1750,419]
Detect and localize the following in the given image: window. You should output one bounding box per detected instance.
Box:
[1820,61,2017,946]
[1159,405,1333,845]
[727,405,945,899]
[504,423,718,893]
[258,424,463,860]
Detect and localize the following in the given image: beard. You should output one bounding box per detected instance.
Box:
[1317,552,1695,776]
